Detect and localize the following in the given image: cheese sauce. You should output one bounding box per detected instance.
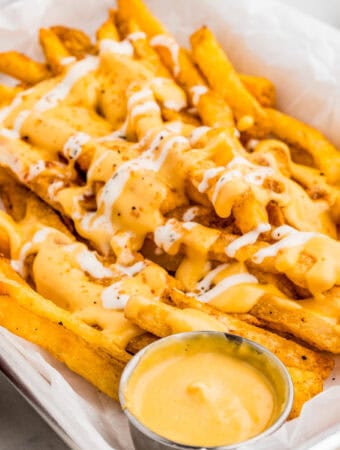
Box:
[123,334,277,447]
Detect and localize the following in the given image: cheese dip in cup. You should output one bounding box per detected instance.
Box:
[119,331,293,450]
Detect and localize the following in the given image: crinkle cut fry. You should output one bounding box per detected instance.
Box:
[124,295,324,419]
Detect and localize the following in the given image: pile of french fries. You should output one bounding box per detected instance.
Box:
[0,0,339,420]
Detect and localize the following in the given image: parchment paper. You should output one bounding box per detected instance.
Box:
[0,0,340,449]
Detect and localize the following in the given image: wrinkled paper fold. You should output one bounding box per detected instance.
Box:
[0,0,340,448]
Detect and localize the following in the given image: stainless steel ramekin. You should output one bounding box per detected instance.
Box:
[119,331,294,450]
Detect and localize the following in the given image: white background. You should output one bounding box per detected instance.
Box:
[0,1,339,449]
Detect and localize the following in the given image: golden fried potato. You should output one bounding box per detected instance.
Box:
[39,28,71,74]
[239,74,276,108]
[190,27,270,136]
[0,51,50,84]
[51,26,95,58]
[267,107,340,184]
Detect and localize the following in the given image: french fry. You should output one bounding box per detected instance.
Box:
[161,108,200,127]
[0,1,338,421]
[288,368,323,419]
[116,15,171,78]
[0,294,125,400]
[163,289,334,377]
[96,9,120,43]
[250,293,340,354]
[0,51,50,84]
[39,28,72,74]
[196,91,235,130]
[239,74,276,108]
[51,26,95,58]
[0,259,131,363]
[0,84,23,107]
[117,0,166,37]
[267,107,340,184]
[191,27,270,137]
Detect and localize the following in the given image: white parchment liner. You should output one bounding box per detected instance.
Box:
[0,0,340,448]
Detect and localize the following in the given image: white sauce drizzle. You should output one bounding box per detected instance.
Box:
[195,263,229,294]
[198,167,224,193]
[225,223,271,258]
[130,101,160,119]
[127,31,147,41]
[163,100,185,111]
[182,221,197,231]
[99,39,134,56]
[76,249,113,279]
[97,120,128,142]
[60,56,77,66]
[199,156,275,203]
[154,220,182,252]
[80,212,113,235]
[48,180,64,199]
[63,132,91,160]
[27,161,46,180]
[0,128,19,139]
[150,34,180,76]
[190,126,211,145]
[165,121,182,133]
[182,206,200,222]
[246,139,260,151]
[101,282,130,309]
[197,273,258,303]
[127,88,153,109]
[35,56,99,112]
[253,226,319,264]
[116,261,145,276]
[0,89,32,124]
[98,133,186,218]
[271,225,296,240]
[15,227,57,275]
[190,85,208,106]
[212,170,243,204]
[13,110,30,135]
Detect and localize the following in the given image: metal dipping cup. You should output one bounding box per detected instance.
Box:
[119,331,294,450]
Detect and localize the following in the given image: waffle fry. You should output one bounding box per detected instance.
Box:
[0,0,339,421]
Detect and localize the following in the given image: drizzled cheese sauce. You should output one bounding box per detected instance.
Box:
[35,56,99,112]
[253,225,319,264]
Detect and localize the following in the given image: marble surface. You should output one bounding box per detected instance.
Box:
[0,1,339,450]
